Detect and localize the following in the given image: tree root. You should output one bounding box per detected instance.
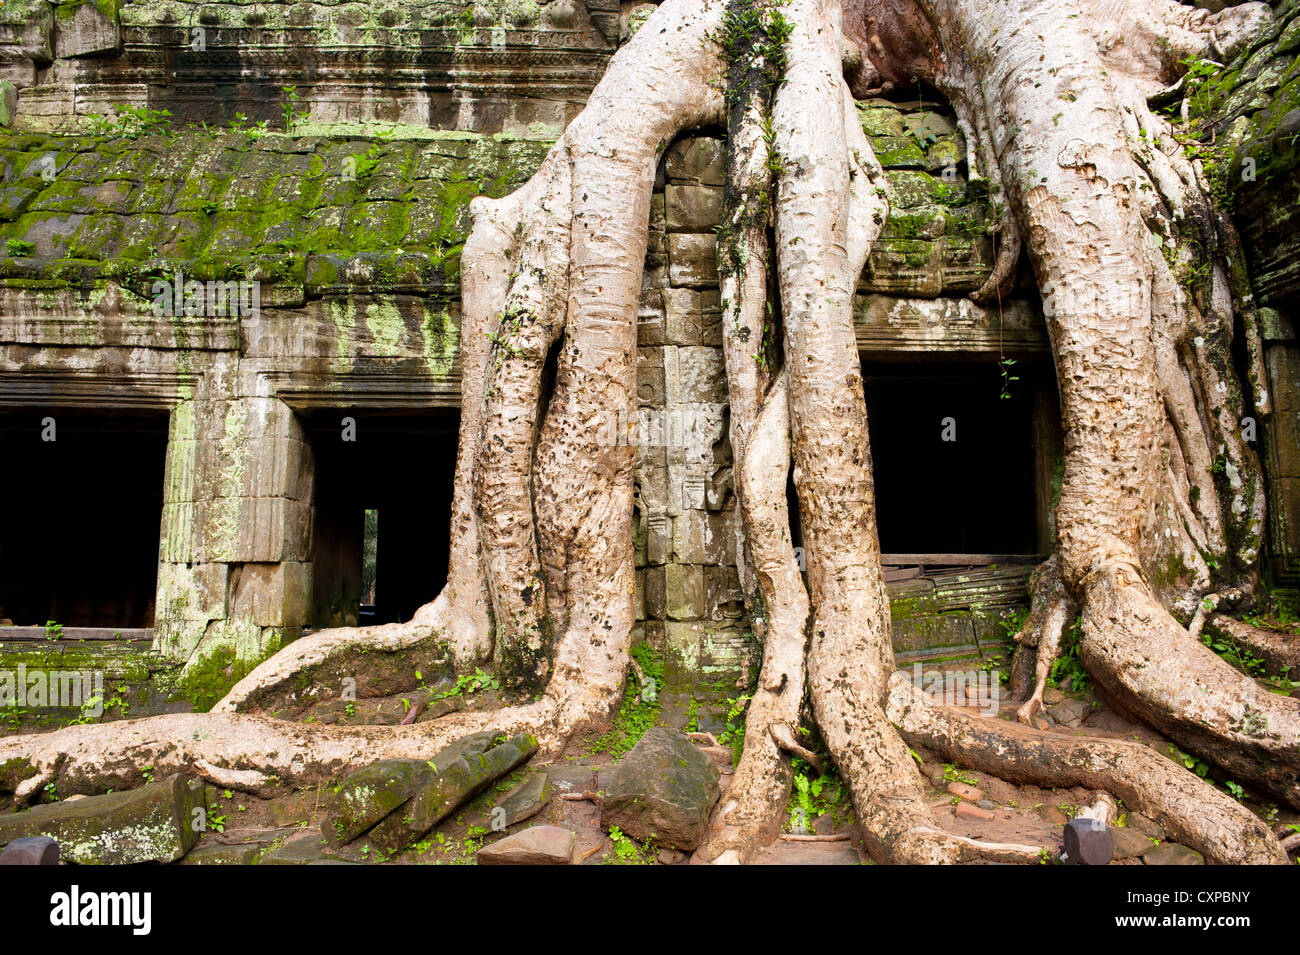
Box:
[885,673,1288,864]
[1205,614,1300,678]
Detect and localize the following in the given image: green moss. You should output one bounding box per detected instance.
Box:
[176,645,255,712]
[586,644,664,760]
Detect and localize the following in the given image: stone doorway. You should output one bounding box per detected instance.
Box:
[0,409,168,628]
[304,409,458,629]
[863,361,1050,560]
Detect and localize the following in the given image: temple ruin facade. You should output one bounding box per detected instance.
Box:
[1,0,1299,716]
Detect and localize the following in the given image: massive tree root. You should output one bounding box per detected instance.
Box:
[0,0,1294,864]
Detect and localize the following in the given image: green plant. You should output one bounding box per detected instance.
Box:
[605,825,654,865]
[280,84,310,134]
[6,238,35,258]
[432,667,501,700]
[43,620,63,640]
[786,755,849,832]
[586,644,663,759]
[1047,615,1091,693]
[1168,744,1210,778]
[88,104,174,139]
[942,763,978,787]
[998,356,1020,400]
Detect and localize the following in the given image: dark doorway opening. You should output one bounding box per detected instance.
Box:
[863,361,1038,557]
[305,409,458,628]
[0,410,168,628]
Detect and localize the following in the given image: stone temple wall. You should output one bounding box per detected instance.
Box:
[0,0,1059,699]
[0,0,1296,710]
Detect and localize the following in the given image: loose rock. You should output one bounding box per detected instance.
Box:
[1141,842,1204,865]
[0,835,59,865]
[476,825,580,865]
[600,728,720,850]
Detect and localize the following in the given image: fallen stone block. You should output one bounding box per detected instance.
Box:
[0,774,204,864]
[367,732,538,851]
[0,835,59,865]
[477,826,580,865]
[600,727,720,850]
[322,758,438,847]
[1063,816,1114,865]
[493,767,551,828]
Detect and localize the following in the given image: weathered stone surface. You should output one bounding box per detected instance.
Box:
[664,137,725,185]
[1126,811,1167,840]
[477,825,580,865]
[180,840,267,865]
[947,781,984,802]
[667,233,718,288]
[0,774,204,864]
[954,801,995,822]
[260,833,356,865]
[751,841,861,865]
[1141,842,1205,866]
[1112,826,1155,860]
[1046,698,1091,728]
[494,767,551,828]
[664,184,722,233]
[323,758,439,847]
[366,732,538,851]
[601,727,720,850]
[0,834,58,864]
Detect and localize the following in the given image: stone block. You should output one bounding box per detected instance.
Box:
[55,2,121,58]
[700,288,723,345]
[477,826,580,865]
[667,233,717,288]
[633,568,646,620]
[665,563,705,620]
[637,288,665,345]
[664,136,726,185]
[636,346,666,407]
[636,461,668,511]
[228,561,312,628]
[0,775,205,864]
[662,286,703,344]
[646,512,669,564]
[229,497,313,563]
[600,728,720,849]
[675,346,728,403]
[705,564,744,621]
[1270,412,1300,477]
[0,835,59,865]
[665,183,723,232]
[672,509,709,564]
[644,565,666,619]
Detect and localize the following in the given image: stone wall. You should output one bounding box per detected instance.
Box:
[0,1,1060,696]
[0,0,623,136]
[0,73,1056,689]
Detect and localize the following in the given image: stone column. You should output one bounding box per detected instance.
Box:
[635,135,749,680]
[154,376,314,673]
